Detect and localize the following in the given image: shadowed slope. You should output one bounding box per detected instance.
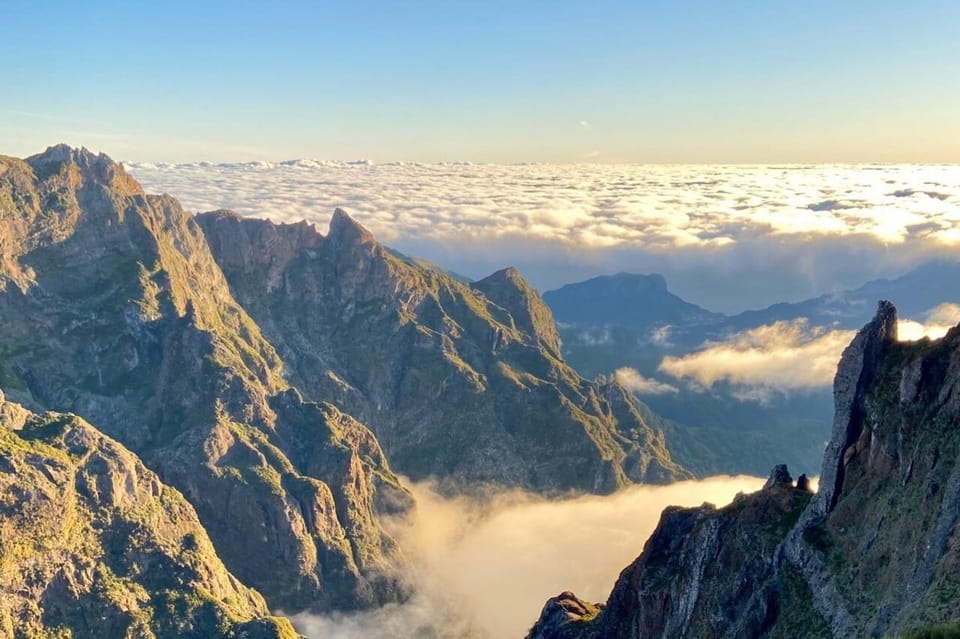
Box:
[196,209,687,493]
[0,146,411,613]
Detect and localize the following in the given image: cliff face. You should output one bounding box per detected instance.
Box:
[527,467,821,639]
[0,391,297,639]
[528,301,960,638]
[782,301,960,636]
[196,209,687,493]
[0,146,410,613]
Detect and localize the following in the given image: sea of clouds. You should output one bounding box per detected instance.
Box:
[125,161,960,312]
[286,476,767,639]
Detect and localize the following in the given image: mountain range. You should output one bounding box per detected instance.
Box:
[4,145,960,638]
[0,145,686,636]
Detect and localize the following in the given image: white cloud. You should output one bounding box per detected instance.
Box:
[650,325,673,347]
[898,303,960,341]
[288,476,766,639]
[659,307,960,401]
[614,367,679,395]
[572,327,612,346]
[659,319,854,392]
[123,161,960,311]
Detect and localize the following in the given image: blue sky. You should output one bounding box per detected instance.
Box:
[2,1,958,162]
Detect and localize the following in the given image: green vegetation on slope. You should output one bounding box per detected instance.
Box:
[0,394,297,639]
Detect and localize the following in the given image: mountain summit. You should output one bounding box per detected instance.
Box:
[544,272,722,330]
[196,207,688,493]
[0,148,411,613]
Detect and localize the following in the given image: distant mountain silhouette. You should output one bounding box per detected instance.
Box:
[546,261,960,335]
[544,273,722,331]
[728,260,960,330]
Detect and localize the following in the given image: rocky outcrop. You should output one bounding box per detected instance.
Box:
[526,470,817,639]
[527,301,960,638]
[196,209,688,493]
[781,301,960,636]
[526,592,602,639]
[0,147,410,613]
[0,392,298,639]
[809,299,898,518]
[472,266,563,360]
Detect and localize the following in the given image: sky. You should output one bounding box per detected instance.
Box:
[2,1,959,163]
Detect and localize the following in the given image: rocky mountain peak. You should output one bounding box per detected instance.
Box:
[491,265,522,281]
[472,266,563,359]
[25,143,144,196]
[1,150,410,614]
[814,299,898,517]
[196,210,324,291]
[327,207,376,247]
[199,208,685,493]
[28,143,102,166]
[871,299,898,340]
[763,463,794,490]
[529,298,960,638]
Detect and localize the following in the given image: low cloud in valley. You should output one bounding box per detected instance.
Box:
[289,476,765,639]
[614,367,679,395]
[659,319,855,392]
[897,303,960,341]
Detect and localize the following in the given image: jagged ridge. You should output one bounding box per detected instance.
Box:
[195,208,688,493]
[528,301,960,638]
[0,146,411,613]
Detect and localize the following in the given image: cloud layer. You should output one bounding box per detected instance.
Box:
[125,161,960,311]
[289,477,765,639]
[659,304,960,401]
[659,319,855,391]
[897,302,960,341]
[614,367,679,395]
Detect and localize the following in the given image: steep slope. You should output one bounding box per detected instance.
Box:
[0,146,410,613]
[528,301,960,638]
[0,390,297,639]
[528,467,819,639]
[196,209,687,493]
